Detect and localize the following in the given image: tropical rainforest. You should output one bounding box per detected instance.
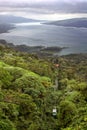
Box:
[0,43,87,130]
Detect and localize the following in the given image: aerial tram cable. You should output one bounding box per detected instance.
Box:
[52,63,59,116]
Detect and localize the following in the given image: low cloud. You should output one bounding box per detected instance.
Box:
[1,1,87,14]
[0,0,87,20]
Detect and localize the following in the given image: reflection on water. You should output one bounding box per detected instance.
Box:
[15,22,41,26]
[0,22,87,55]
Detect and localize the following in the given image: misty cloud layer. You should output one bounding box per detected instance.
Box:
[0,0,87,20]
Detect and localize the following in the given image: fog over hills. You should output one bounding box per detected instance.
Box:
[0,15,40,24]
[46,18,87,28]
[0,15,42,34]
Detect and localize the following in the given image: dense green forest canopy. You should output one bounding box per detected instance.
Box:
[0,43,87,130]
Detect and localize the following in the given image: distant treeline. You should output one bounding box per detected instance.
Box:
[0,39,65,57]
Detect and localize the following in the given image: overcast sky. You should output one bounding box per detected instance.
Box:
[0,0,87,20]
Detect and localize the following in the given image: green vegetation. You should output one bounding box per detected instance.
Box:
[0,44,87,130]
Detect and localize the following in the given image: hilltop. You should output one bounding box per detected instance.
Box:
[45,18,87,28]
[0,15,41,34]
[0,15,40,24]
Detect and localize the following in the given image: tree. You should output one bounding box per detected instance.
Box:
[58,100,77,128]
[0,67,13,89]
[0,119,15,130]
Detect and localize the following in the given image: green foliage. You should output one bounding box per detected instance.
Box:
[14,73,41,87]
[41,76,52,87]
[0,66,13,89]
[59,100,77,127]
[5,67,26,81]
[0,92,4,101]
[0,119,15,130]
[0,46,87,130]
[19,94,36,116]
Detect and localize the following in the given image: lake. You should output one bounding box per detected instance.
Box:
[0,22,87,55]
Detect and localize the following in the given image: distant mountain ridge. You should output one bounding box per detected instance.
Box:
[0,15,40,24]
[45,18,87,28]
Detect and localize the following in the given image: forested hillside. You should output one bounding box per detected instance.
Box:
[0,44,87,130]
[45,18,87,28]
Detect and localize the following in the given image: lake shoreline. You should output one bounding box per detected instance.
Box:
[0,39,68,57]
[0,39,87,58]
[0,22,87,56]
[0,24,15,34]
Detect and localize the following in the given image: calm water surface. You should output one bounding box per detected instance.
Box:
[0,22,87,55]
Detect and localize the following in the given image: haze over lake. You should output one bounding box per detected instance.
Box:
[0,22,87,55]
